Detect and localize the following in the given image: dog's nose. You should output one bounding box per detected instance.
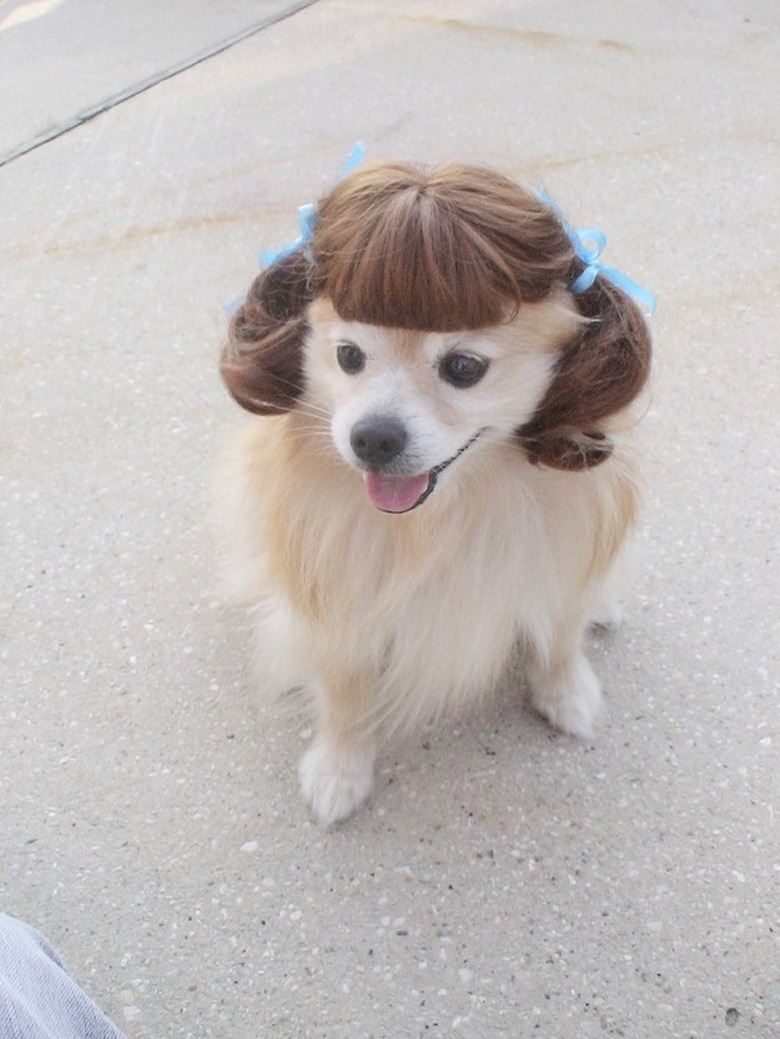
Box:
[350,416,408,469]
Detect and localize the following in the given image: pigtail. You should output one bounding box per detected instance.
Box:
[220,249,313,415]
[517,271,651,470]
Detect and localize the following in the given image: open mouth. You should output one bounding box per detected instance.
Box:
[364,430,484,514]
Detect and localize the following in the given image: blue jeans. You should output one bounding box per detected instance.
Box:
[0,914,126,1039]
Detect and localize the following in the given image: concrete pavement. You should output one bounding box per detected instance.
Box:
[1,1,778,1036]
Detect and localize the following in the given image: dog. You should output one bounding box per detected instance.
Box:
[219,161,652,825]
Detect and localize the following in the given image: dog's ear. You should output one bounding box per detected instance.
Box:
[220,250,313,415]
[517,275,651,470]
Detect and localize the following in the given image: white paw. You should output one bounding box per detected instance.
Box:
[298,736,376,825]
[589,600,624,632]
[530,654,603,740]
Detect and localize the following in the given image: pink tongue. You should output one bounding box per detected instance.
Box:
[364,471,430,513]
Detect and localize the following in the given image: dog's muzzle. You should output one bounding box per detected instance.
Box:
[350,419,485,514]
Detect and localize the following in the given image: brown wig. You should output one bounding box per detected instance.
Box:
[221,161,651,469]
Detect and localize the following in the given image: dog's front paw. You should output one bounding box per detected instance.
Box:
[588,599,624,632]
[530,654,602,740]
[298,736,376,825]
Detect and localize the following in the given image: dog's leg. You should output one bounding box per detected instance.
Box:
[252,597,313,695]
[527,625,602,740]
[587,539,632,631]
[298,672,376,825]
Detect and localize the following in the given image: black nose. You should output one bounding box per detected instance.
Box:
[350,416,408,469]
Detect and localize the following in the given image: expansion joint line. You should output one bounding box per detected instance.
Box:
[0,0,322,168]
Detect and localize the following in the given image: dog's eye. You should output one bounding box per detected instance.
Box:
[439,352,489,388]
[336,341,366,374]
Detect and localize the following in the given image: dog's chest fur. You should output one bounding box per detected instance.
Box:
[230,412,631,732]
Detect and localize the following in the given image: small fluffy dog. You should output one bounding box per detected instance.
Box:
[220,161,651,824]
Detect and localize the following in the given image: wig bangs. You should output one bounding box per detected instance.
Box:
[310,163,571,332]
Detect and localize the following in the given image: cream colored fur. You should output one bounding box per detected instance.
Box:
[220,295,640,824]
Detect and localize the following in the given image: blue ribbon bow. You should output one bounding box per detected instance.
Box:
[224,142,365,314]
[259,202,318,268]
[259,141,365,269]
[536,188,656,316]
